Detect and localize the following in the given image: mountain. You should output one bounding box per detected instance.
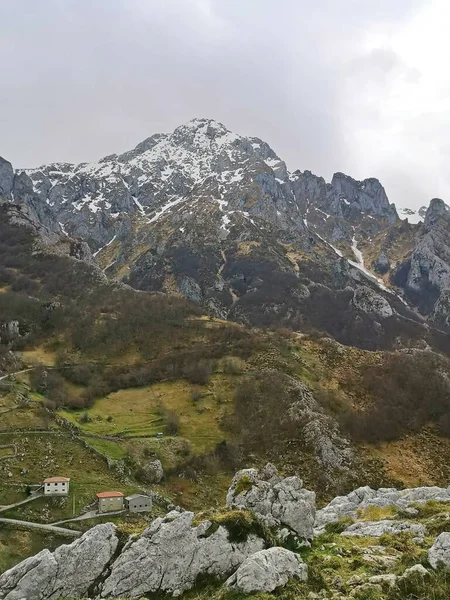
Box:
[2,123,450,595]
[2,118,450,351]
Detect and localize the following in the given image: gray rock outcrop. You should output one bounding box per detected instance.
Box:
[0,523,118,600]
[226,465,316,539]
[101,511,264,597]
[372,252,390,275]
[400,198,450,324]
[0,157,14,199]
[428,532,450,569]
[399,564,429,580]
[330,173,398,224]
[143,458,164,484]
[341,520,426,538]
[315,485,450,531]
[352,286,393,319]
[225,547,307,593]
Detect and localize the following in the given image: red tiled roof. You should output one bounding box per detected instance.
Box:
[96,491,124,498]
[43,477,70,483]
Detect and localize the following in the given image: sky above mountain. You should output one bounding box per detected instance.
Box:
[1,0,449,210]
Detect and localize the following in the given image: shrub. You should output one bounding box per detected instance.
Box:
[142,446,153,458]
[42,399,56,410]
[79,412,91,424]
[324,516,354,534]
[388,567,450,600]
[183,360,215,385]
[379,531,418,554]
[46,371,69,407]
[201,509,273,545]
[341,353,450,442]
[164,409,180,436]
[64,395,86,410]
[214,440,241,470]
[412,501,450,519]
[190,390,203,403]
[222,356,244,375]
[233,475,254,496]
[233,370,308,453]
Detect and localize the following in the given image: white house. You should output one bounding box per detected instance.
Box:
[43,476,70,496]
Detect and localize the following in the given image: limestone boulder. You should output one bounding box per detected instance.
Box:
[101,511,264,597]
[428,532,450,569]
[315,485,450,532]
[143,458,164,484]
[352,286,393,319]
[226,465,316,539]
[225,547,307,593]
[0,523,118,600]
[341,520,426,538]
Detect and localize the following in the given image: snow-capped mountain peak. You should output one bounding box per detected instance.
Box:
[5,118,403,259]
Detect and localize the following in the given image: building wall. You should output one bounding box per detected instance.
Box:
[98,497,124,513]
[128,498,152,513]
[44,481,69,496]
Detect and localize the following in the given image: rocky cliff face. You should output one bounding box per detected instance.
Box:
[3,118,450,344]
[407,199,450,324]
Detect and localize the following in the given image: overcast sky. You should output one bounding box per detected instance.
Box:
[1,0,449,209]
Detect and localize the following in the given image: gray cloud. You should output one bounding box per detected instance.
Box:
[0,0,445,209]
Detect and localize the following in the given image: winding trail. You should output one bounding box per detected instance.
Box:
[52,509,126,526]
[0,492,43,514]
[0,517,81,537]
[0,368,33,382]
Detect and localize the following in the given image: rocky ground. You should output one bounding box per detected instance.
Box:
[0,465,449,600]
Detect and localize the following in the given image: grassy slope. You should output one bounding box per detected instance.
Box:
[59,373,235,451]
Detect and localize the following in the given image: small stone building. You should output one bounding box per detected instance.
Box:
[43,477,70,496]
[96,491,124,513]
[125,494,152,513]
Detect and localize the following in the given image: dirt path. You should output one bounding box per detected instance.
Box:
[52,509,126,526]
[0,492,43,514]
[0,368,33,382]
[0,517,81,537]
[0,430,60,436]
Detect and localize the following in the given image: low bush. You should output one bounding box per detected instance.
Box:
[388,567,450,600]
[233,475,254,497]
[164,408,180,436]
[221,357,244,375]
[324,516,354,534]
[184,360,215,385]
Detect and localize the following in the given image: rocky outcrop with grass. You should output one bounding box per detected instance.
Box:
[226,463,316,539]
[428,532,450,569]
[314,484,450,532]
[101,510,265,597]
[225,547,307,593]
[341,519,427,538]
[0,523,119,600]
[1,478,450,600]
